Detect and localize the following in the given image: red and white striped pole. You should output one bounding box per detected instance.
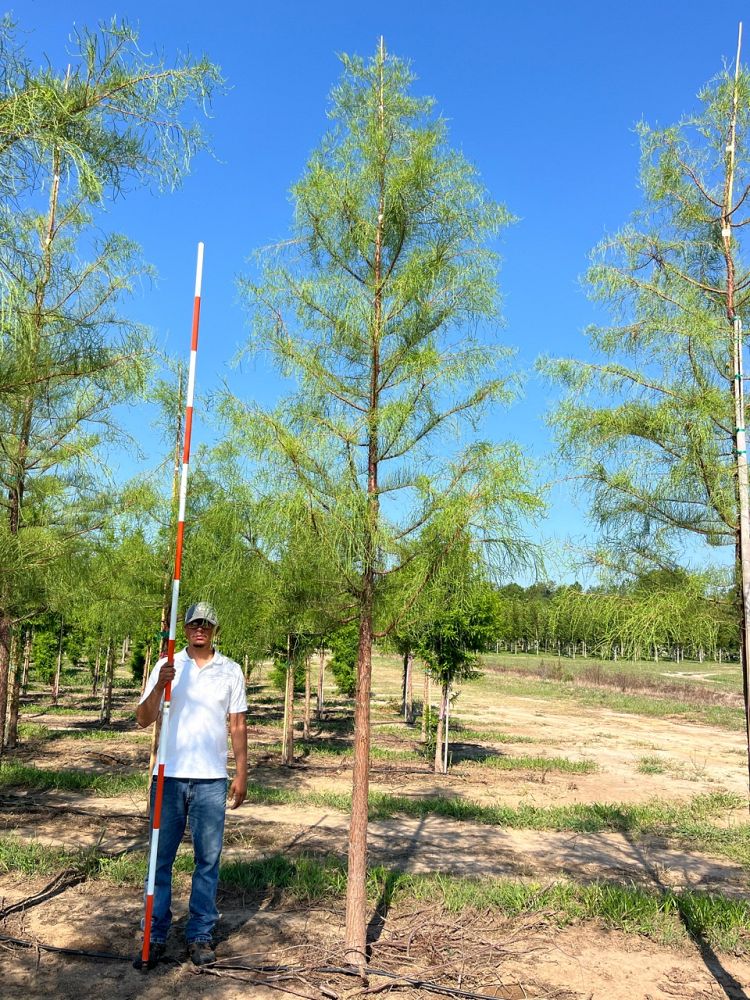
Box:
[141,242,204,967]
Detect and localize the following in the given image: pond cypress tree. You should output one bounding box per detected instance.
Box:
[234,41,539,970]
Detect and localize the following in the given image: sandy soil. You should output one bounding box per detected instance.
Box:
[1,678,748,999]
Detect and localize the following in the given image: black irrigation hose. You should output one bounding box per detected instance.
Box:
[0,932,128,962]
[0,869,89,921]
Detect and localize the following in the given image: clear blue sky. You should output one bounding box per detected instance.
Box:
[18,0,749,578]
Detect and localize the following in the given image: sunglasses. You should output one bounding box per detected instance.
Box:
[186,620,215,630]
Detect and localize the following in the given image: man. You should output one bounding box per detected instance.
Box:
[136,602,248,967]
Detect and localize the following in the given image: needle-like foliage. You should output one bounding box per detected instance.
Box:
[231,42,541,969]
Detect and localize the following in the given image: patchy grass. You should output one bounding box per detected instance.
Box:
[16,722,52,741]
[0,837,74,876]
[474,669,745,731]
[375,723,536,745]
[637,755,667,775]
[241,782,749,867]
[0,761,146,796]
[180,851,750,955]
[16,722,145,742]
[0,839,744,954]
[21,704,90,716]
[50,727,147,741]
[466,754,596,774]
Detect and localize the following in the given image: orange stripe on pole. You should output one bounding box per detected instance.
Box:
[182,407,194,463]
[191,298,201,349]
[173,522,186,585]
[142,896,154,961]
[152,764,166,828]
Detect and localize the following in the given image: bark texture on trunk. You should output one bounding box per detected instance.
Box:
[21,629,31,695]
[421,671,429,742]
[0,617,12,755]
[282,639,295,766]
[52,619,64,704]
[6,631,21,749]
[344,590,373,972]
[317,648,325,720]
[100,639,114,725]
[433,681,447,774]
[404,652,414,724]
[303,656,311,739]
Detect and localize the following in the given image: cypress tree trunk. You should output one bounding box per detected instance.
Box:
[100,638,114,725]
[404,651,414,724]
[421,670,429,742]
[21,629,31,695]
[141,642,152,696]
[282,637,295,766]
[52,618,64,704]
[0,616,12,755]
[6,631,21,749]
[303,655,311,739]
[433,681,447,774]
[344,574,374,972]
[317,647,325,721]
[92,641,102,695]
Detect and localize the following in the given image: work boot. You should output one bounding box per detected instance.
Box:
[133,940,166,970]
[187,940,216,966]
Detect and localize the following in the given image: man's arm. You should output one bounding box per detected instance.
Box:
[135,661,175,728]
[228,711,248,809]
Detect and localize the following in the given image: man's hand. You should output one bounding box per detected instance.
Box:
[228,711,247,808]
[228,776,246,809]
[156,661,176,690]
[135,659,174,728]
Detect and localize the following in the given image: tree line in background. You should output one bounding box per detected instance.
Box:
[2,15,750,975]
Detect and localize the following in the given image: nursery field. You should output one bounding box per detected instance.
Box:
[0,651,748,1000]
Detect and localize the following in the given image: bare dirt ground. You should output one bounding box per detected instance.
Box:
[1,661,749,999]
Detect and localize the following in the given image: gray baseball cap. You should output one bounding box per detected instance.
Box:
[184,602,219,626]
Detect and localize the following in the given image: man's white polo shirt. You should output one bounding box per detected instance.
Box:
[140,647,247,779]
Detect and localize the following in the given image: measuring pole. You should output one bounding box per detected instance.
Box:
[723,24,750,806]
[140,243,204,967]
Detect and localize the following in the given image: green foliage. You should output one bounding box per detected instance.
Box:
[0,761,146,795]
[0,16,220,657]
[327,623,359,697]
[268,650,307,693]
[491,572,737,658]
[541,65,750,571]
[31,630,58,685]
[129,639,147,683]
[231,41,541,670]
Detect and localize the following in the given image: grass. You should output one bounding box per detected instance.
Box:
[468,754,596,774]
[22,704,91,716]
[240,782,750,867]
[481,653,743,696]
[0,761,146,796]
[476,670,745,731]
[375,723,537,745]
[16,722,146,742]
[2,837,744,954]
[637,755,667,775]
[255,739,594,773]
[16,722,52,741]
[3,763,745,867]
[0,836,192,883]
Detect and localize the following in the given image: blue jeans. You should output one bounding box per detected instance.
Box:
[148,777,227,944]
